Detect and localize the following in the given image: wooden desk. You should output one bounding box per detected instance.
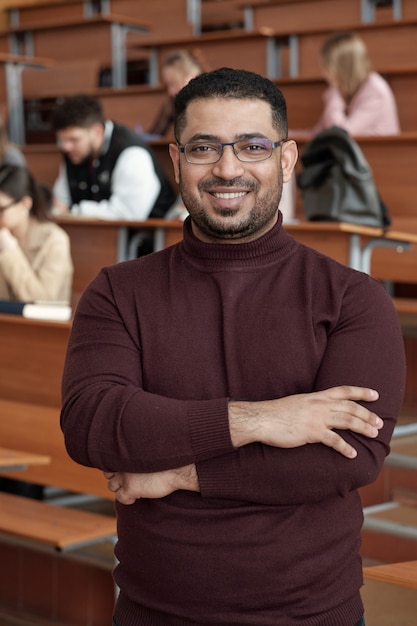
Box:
[285,219,417,276]
[56,215,417,297]
[54,216,184,295]
[0,446,50,471]
[363,560,417,590]
[0,313,71,407]
[1,14,149,88]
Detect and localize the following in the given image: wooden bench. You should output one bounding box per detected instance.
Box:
[0,13,150,88]
[22,58,102,99]
[250,0,417,32]
[129,28,276,86]
[364,559,417,590]
[270,17,417,79]
[0,410,116,554]
[53,216,184,296]
[0,314,116,554]
[2,0,193,40]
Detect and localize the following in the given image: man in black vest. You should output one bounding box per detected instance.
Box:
[52,94,177,220]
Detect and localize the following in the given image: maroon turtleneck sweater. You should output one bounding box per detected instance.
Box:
[61,214,405,625]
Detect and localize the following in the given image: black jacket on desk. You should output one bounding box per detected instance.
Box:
[64,122,177,218]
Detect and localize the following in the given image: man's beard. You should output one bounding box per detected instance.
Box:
[179,171,283,242]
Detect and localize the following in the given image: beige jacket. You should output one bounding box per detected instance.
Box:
[0,218,73,303]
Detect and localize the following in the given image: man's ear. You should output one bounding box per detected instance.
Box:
[92,122,105,143]
[169,143,180,185]
[21,195,33,212]
[281,140,298,183]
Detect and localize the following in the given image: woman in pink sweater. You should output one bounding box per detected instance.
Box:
[301,31,400,137]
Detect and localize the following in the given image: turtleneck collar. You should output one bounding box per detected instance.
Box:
[179,211,298,271]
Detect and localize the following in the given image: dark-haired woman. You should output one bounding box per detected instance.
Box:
[0,164,73,302]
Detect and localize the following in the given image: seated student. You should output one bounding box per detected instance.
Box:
[52,94,177,220]
[0,114,26,167]
[0,165,73,500]
[293,31,400,137]
[0,164,73,303]
[147,49,207,138]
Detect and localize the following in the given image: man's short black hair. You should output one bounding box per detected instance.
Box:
[173,67,288,141]
[52,94,105,131]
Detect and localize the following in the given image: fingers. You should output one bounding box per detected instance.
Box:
[104,472,138,505]
[321,430,359,459]
[325,385,379,403]
[115,491,137,505]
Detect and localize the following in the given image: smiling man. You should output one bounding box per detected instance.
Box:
[61,68,405,626]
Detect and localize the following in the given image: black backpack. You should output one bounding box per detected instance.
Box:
[296,126,390,229]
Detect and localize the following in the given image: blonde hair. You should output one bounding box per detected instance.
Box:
[162,49,208,76]
[320,32,371,103]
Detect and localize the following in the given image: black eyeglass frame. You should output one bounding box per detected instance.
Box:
[178,138,286,164]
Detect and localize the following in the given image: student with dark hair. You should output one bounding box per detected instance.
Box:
[0,164,72,302]
[52,94,177,220]
[61,68,405,626]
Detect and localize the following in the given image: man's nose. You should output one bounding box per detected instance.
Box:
[212,145,245,178]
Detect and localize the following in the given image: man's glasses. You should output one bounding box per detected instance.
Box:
[178,138,286,164]
[0,199,17,214]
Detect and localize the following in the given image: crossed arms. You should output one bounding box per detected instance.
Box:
[105,385,382,504]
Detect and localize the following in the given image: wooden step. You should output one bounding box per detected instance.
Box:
[363,559,417,590]
[0,491,117,552]
[363,502,417,541]
[386,428,417,470]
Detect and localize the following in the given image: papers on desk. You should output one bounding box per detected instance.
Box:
[0,300,72,321]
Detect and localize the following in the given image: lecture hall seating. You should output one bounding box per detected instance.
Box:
[1,2,417,623]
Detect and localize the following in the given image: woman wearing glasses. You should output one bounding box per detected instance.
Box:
[0,164,73,303]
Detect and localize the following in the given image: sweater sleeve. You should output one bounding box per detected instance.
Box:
[60,268,235,473]
[0,226,73,302]
[197,277,406,504]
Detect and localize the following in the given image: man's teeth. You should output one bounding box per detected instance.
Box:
[212,191,246,199]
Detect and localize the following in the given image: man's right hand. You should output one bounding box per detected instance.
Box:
[229,386,382,459]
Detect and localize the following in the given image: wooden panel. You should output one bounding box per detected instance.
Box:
[388,71,417,132]
[133,30,272,77]
[0,491,116,549]
[32,21,114,63]
[58,220,121,296]
[22,58,101,98]
[10,1,86,26]
[0,315,70,406]
[297,22,417,79]
[364,560,417,590]
[22,144,60,186]
[99,86,167,135]
[0,447,50,469]
[3,0,191,41]
[278,79,324,130]
[279,222,352,264]
[112,0,193,39]
[253,0,360,33]
[0,399,112,499]
[0,312,114,499]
